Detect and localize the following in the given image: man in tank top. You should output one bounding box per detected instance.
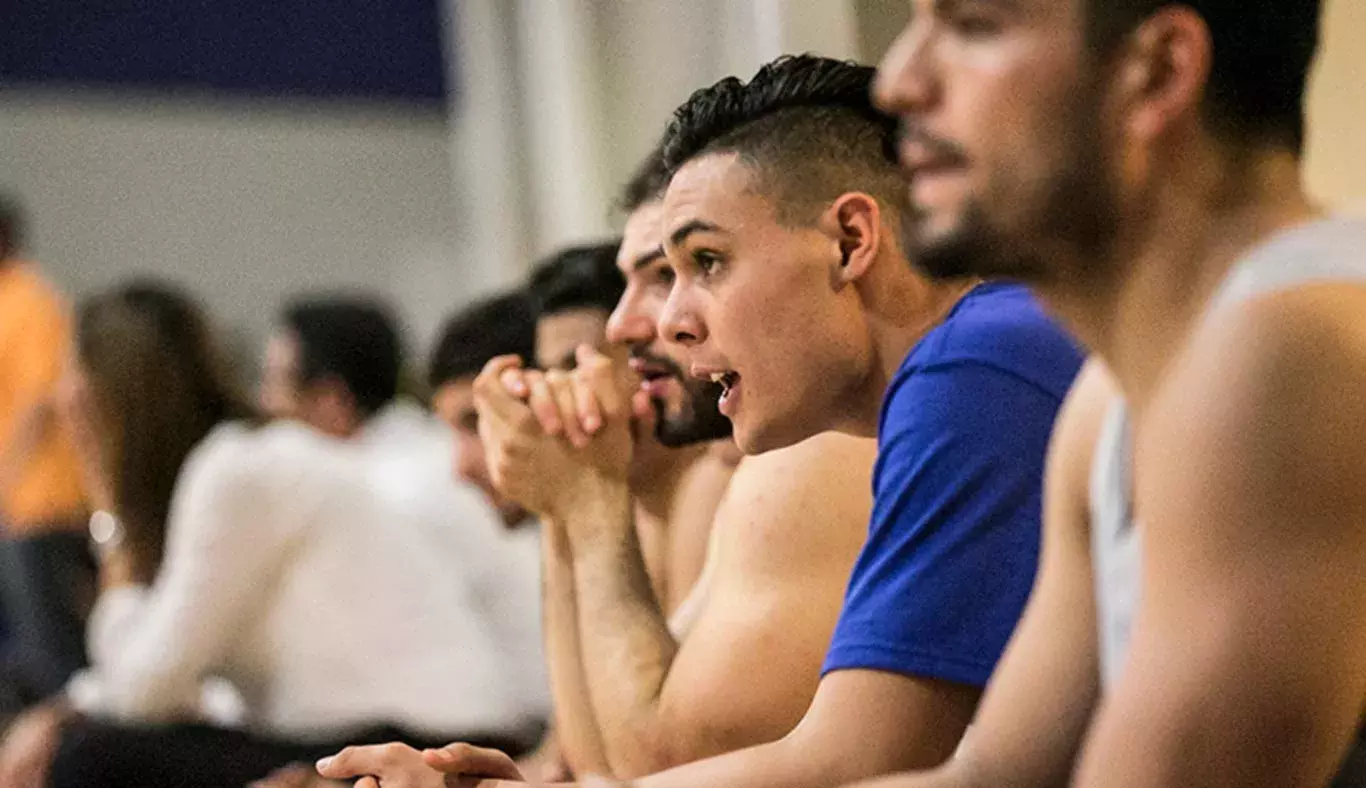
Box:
[861,0,1366,786]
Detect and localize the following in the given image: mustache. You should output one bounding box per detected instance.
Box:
[628,346,685,379]
[895,120,969,165]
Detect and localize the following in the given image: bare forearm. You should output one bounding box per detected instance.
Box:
[567,484,682,777]
[630,729,851,788]
[540,523,612,778]
[844,761,985,788]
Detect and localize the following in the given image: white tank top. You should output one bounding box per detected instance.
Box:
[1090,216,1366,782]
[1091,215,1366,683]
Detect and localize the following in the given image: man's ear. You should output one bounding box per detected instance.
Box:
[826,192,882,290]
[1115,6,1212,146]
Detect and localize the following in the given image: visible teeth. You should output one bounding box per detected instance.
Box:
[711,372,727,384]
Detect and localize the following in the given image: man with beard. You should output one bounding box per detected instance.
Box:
[315,150,878,786]
[320,55,1082,788]
[522,241,732,618]
[855,1,1366,786]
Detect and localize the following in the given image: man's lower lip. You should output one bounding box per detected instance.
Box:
[718,381,739,417]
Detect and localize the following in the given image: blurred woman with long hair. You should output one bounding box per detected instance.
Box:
[0,280,249,786]
[66,281,252,582]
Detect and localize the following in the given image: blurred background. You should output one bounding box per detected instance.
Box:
[2,0,1363,364]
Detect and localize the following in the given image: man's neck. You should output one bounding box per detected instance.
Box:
[851,263,982,436]
[1040,151,1316,412]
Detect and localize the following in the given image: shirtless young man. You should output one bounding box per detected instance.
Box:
[356,55,1083,788]
[317,208,876,786]
[854,1,1366,786]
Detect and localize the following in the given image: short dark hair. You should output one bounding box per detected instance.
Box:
[660,54,906,224]
[527,242,625,318]
[0,195,25,259]
[281,297,402,417]
[428,290,537,389]
[618,145,670,213]
[1087,0,1321,153]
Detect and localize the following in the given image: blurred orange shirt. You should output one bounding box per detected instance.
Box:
[0,262,86,532]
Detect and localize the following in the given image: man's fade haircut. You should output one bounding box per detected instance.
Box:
[618,145,671,214]
[0,194,25,260]
[527,241,625,319]
[281,296,402,418]
[660,53,906,225]
[1087,0,1321,153]
[428,290,537,390]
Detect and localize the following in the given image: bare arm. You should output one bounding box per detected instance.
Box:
[570,434,875,778]
[541,517,614,778]
[623,666,976,788]
[1075,291,1366,786]
[663,452,731,614]
[850,359,1114,788]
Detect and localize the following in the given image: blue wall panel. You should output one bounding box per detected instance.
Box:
[0,1,448,103]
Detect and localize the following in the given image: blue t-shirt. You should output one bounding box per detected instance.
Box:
[823,282,1084,686]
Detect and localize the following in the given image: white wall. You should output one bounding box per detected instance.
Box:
[445,0,862,280]
[0,90,464,361]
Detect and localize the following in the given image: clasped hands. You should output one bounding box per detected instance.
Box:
[472,344,649,520]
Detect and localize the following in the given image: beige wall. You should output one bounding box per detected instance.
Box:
[1306,0,1366,214]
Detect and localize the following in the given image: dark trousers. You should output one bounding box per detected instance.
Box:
[49,718,541,788]
[0,531,94,715]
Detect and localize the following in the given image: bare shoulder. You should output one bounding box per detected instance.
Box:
[1052,359,1119,453]
[1046,359,1119,524]
[734,431,877,480]
[1143,282,1366,548]
[711,432,875,575]
[724,432,877,513]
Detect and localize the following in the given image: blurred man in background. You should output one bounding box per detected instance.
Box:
[428,291,540,530]
[258,289,553,788]
[0,195,90,716]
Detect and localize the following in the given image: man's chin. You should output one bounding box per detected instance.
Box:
[733,420,781,457]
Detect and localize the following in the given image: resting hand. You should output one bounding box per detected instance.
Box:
[315,742,448,788]
[422,742,525,783]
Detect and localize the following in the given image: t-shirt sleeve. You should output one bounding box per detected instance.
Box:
[822,360,1061,687]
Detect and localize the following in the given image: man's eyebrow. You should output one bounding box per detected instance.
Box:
[667,219,724,249]
[630,247,666,272]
